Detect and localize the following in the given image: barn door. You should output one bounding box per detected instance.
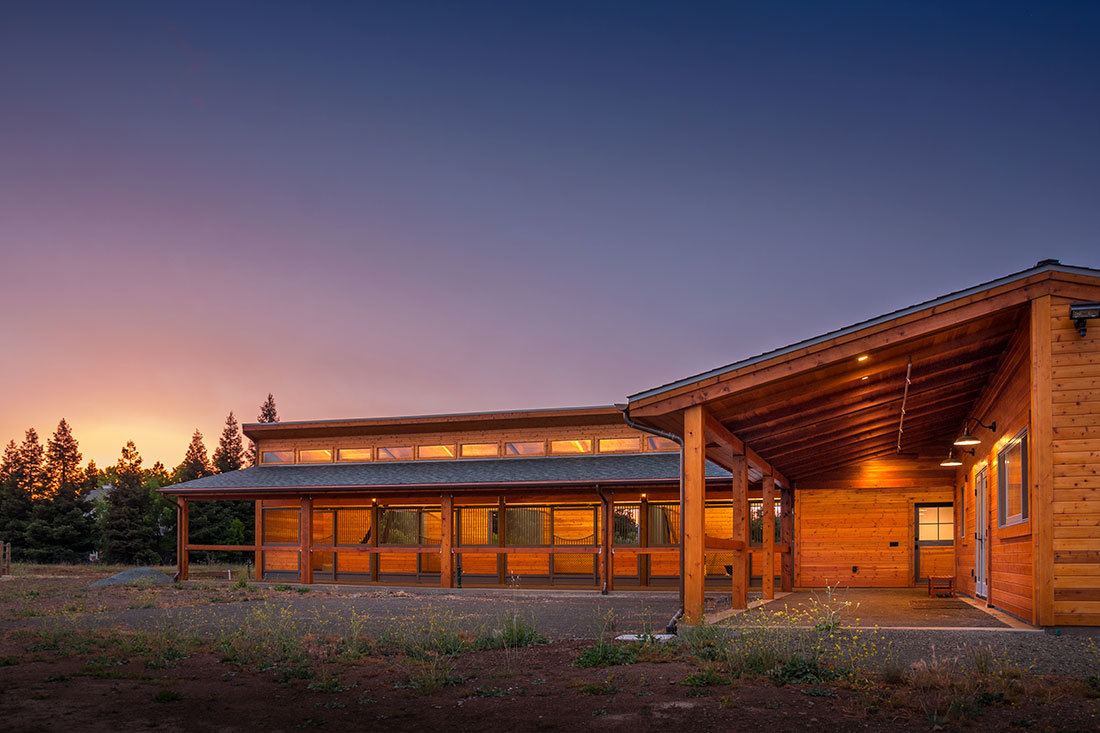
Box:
[975,468,988,598]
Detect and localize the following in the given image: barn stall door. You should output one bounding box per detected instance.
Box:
[914,503,954,582]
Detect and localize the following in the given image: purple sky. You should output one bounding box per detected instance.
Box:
[2,2,1098,466]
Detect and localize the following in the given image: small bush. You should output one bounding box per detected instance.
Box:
[396,655,462,694]
[769,656,837,686]
[575,640,638,668]
[578,677,617,695]
[476,613,546,650]
[681,667,729,688]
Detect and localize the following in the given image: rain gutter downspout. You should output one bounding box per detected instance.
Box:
[618,404,685,633]
[164,494,182,582]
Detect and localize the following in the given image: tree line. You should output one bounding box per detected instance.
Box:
[0,394,279,565]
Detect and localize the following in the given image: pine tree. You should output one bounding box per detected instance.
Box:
[15,428,47,500]
[173,430,212,484]
[101,442,162,564]
[22,420,94,562]
[0,440,32,553]
[249,394,279,466]
[212,413,245,473]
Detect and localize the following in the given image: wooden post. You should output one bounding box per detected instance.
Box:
[440,494,454,588]
[601,491,614,593]
[780,487,794,592]
[683,405,707,623]
[731,455,749,609]
[762,475,776,600]
[254,501,264,581]
[497,496,507,584]
[178,498,189,582]
[1030,295,1054,626]
[370,501,380,582]
[299,496,313,584]
[639,496,650,586]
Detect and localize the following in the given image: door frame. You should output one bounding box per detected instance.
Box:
[914,502,954,583]
[974,467,989,598]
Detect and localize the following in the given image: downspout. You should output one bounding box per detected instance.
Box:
[164,494,182,582]
[618,404,685,633]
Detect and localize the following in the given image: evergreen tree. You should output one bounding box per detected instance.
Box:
[101,442,162,564]
[0,440,32,553]
[173,430,212,484]
[249,394,279,466]
[21,420,94,562]
[212,412,245,473]
[15,428,47,500]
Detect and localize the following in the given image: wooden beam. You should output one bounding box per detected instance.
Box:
[731,455,749,609]
[683,405,707,623]
[451,546,600,554]
[780,487,794,592]
[704,536,747,551]
[704,413,787,487]
[178,498,189,581]
[254,501,263,581]
[761,474,776,600]
[440,494,454,588]
[1030,295,1054,626]
[185,544,257,552]
[299,496,313,584]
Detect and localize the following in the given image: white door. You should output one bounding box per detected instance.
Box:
[975,468,988,598]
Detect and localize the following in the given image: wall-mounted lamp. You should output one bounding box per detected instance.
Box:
[1070,302,1100,337]
[953,417,996,447]
[940,447,975,467]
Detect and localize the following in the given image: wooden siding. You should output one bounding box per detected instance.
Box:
[796,457,954,587]
[1049,293,1100,625]
[952,319,1034,622]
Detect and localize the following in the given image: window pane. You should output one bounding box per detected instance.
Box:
[612,506,640,546]
[938,506,954,525]
[598,437,642,453]
[376,446,413,461]
[261,450,294,464]
[418,445,456,460]
[918,506,937,525]
[337,448,372,462]
[461,443,498,458]
[918,523,939,542]
[549,439,593,455]
[336,508,372,545]
[645,436,678,452]
[298,448,333,463]
[998,433,1027,526]
[263,508,298,544]
[505,441,545,457]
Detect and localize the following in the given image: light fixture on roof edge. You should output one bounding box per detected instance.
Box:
[953,417,997,447]
[1070,302,1100,337]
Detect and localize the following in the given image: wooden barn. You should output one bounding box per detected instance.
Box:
[162,260,1100,626]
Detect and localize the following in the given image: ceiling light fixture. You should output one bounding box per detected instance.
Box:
[940,447,974,467]
[857,355,869,362]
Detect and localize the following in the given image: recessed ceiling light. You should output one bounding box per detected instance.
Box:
[860,375,869,381]
[857,355,869,362]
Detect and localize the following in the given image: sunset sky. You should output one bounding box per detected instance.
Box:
[2,2,1099,468]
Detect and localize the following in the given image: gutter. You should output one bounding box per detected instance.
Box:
[618,404,685,634]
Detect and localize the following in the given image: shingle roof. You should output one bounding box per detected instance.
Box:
[160,453,729,495]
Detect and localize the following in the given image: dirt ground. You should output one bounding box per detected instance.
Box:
[1,565,1099,732]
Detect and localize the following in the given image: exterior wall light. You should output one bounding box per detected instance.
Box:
[941,447,975,467]
[953,417,996,447]
[1070,302,1100,337]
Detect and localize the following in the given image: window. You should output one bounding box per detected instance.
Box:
[460,443,499,458]
[998,430,1028,527]
[376,446,414,461]
[917,505,954,541]
[262,508,299,545]
[261,450,294,464]
[549,439,593,455]
[418,445,456,460]
[598,437,642,454]
[958,481,966,539]
[298,448,333,463]
[504,441,545,457]
[645,436,678,452]
[337,448,372,462]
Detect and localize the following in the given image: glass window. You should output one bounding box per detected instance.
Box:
[918,505,954,541]
[645,436,679,452]
[612,506,640,546]
[504,441,545,457]
[298,448,333,463]
[998,430,1028,527]
[549,439,593,455]
[376,446,414,461]
[460,443,499,458]
[418,445,456,460]
[261,450,294,464]
[337,448,372,462]
[262,508,299,545]
[648,503,680,546]
[598,437,642,454]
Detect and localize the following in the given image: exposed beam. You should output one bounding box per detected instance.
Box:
[703,412,787,487]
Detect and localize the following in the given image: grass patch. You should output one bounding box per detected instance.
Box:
[475,612,547,650]
[575,640,638,668]
[681,667,729,688]
[395,656,462,694]
[578,677,618,695]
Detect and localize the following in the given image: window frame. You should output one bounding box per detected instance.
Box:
[297,448,334,463]
[376,446,414,462]
[336,447,373,463]
[597,437,643,454]
[997,429,1029,528]
[260,449,295,465]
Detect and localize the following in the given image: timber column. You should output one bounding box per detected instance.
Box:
[780,487,794,592]
[683,405,707,623]
[177,498,189,581]
[299,496,313,584]
[761,475,776,600]
[440,494,454,588]
[731,455,749,609]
